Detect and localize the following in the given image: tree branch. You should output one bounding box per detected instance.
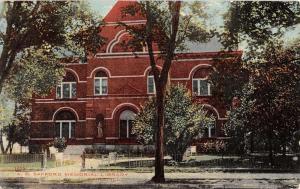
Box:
[160,1,181,84]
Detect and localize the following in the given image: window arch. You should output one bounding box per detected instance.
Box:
[54,110,76,139]
[94,70,108,95]
[147,71,155,94]
[192,68,212,96]
[203,107,217,138]
[119,110,136,138]
[56,72,77,99]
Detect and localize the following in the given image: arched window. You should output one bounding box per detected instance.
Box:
[56,72,77,99]
[201,107,217,138]
[205,116,216,138]
[54,110,76,139]
[119,110,136,138]
[147,71,155,94]
[192,68,212,96]
[94,71,108,95]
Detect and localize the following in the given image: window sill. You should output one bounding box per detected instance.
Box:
[55,98,78,100]
[119,137,136,139]
[94,94,108,96]
[193,95,213,97]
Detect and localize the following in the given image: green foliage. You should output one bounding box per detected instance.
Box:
[0,94,14,128]
[121,2,213,177]
[5,48,65,102]
[224,41,300,155]
[224,83,256,154]
[0,1,103,56]
[220,1,300,51]
[210,56,249,107]
[0,99,30,153]
[3,122,29,147]
[212,2,300,158]
[121,1,212,53]
[0,1,104,94]
[211,2,300,108]
[133,85,211,161]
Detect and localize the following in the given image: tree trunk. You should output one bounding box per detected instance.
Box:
[4,140,11,154]
[250,132,254,153]
[152,87,166,183]
[0,142,4,154]
[144,1,181,183]
[281,142,286,157]
[0,129,5,154]
[267,124,274,166]
[9,142,14,154]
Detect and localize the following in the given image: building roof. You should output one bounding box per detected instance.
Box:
[100,1,234,55]
[103,0,143,23]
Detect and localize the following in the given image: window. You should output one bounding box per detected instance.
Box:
[119,110,136,138]
[56,72,77,99]
[192,79,211,96]
[204,117,216,138]
[147,71,155,94]
[54,110,76,139]
[94,71,108,95]
[192,67,212,96]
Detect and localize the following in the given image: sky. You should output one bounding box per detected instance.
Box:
[88,0,228,21]
[87,0,300,50]
[89,0,117,17]
[87,0,230,51]
[0,0,298,50]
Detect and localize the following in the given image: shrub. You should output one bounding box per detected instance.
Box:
[133,84,212,162]
[53,137,67,152]
[199,140,227,155]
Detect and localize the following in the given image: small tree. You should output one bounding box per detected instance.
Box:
[133,85,211,162]
[121,1,212,181]
[3,121,30,154]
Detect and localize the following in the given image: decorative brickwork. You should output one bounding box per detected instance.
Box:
[30,1,241,147]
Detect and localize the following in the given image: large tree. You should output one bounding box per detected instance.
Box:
[0,1,104,154]
[225,41,300,165]
[210,1,300,165]
[220,1,300,52]
[133,85,210,162]
[121,1,211,182]
[0,48,66,154]
[0,1,104,93]
[211,1,300,107]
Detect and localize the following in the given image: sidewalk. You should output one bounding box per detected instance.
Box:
[1,161,300,186]
[1,172,300,188]
[1,159,300,188]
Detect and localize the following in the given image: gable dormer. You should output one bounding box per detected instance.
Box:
[99,1,146,54]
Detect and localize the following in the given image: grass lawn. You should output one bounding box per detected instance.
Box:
[83,154,300,172]
[188,155,240,161]
[0,160,75,171]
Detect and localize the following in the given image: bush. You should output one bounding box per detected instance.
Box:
[198,140,227,155]
[53,137,67,152]
[133,84,211,162]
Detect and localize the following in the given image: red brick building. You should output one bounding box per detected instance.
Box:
[30,1,240,152]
